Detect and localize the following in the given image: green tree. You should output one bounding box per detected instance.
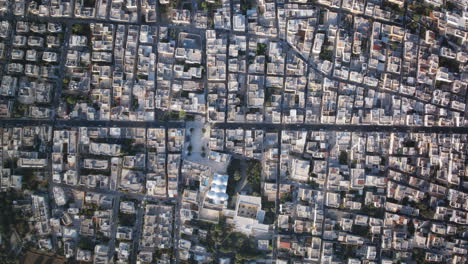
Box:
[179,110,186,119]
[247,160,262,193]
[256,43,267,56]
[205,217,265,261]
[281,192,292,203]
[407,219,415,235]
[227,158,241,177]
[319,49,333,61]
[234,170,241,181]
[78,237,95,250]
[339,151,348,165]
[72,24,84,34]
[66,96,77,105]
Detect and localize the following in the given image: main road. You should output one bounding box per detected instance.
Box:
[0,119,185,128]
[1,118,468,133]
[212,122,468,134]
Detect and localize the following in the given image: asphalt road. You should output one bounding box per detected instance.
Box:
[2,118,467,133]
[213,122,468,134]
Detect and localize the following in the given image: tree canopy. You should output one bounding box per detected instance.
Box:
[205,217,265,261]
